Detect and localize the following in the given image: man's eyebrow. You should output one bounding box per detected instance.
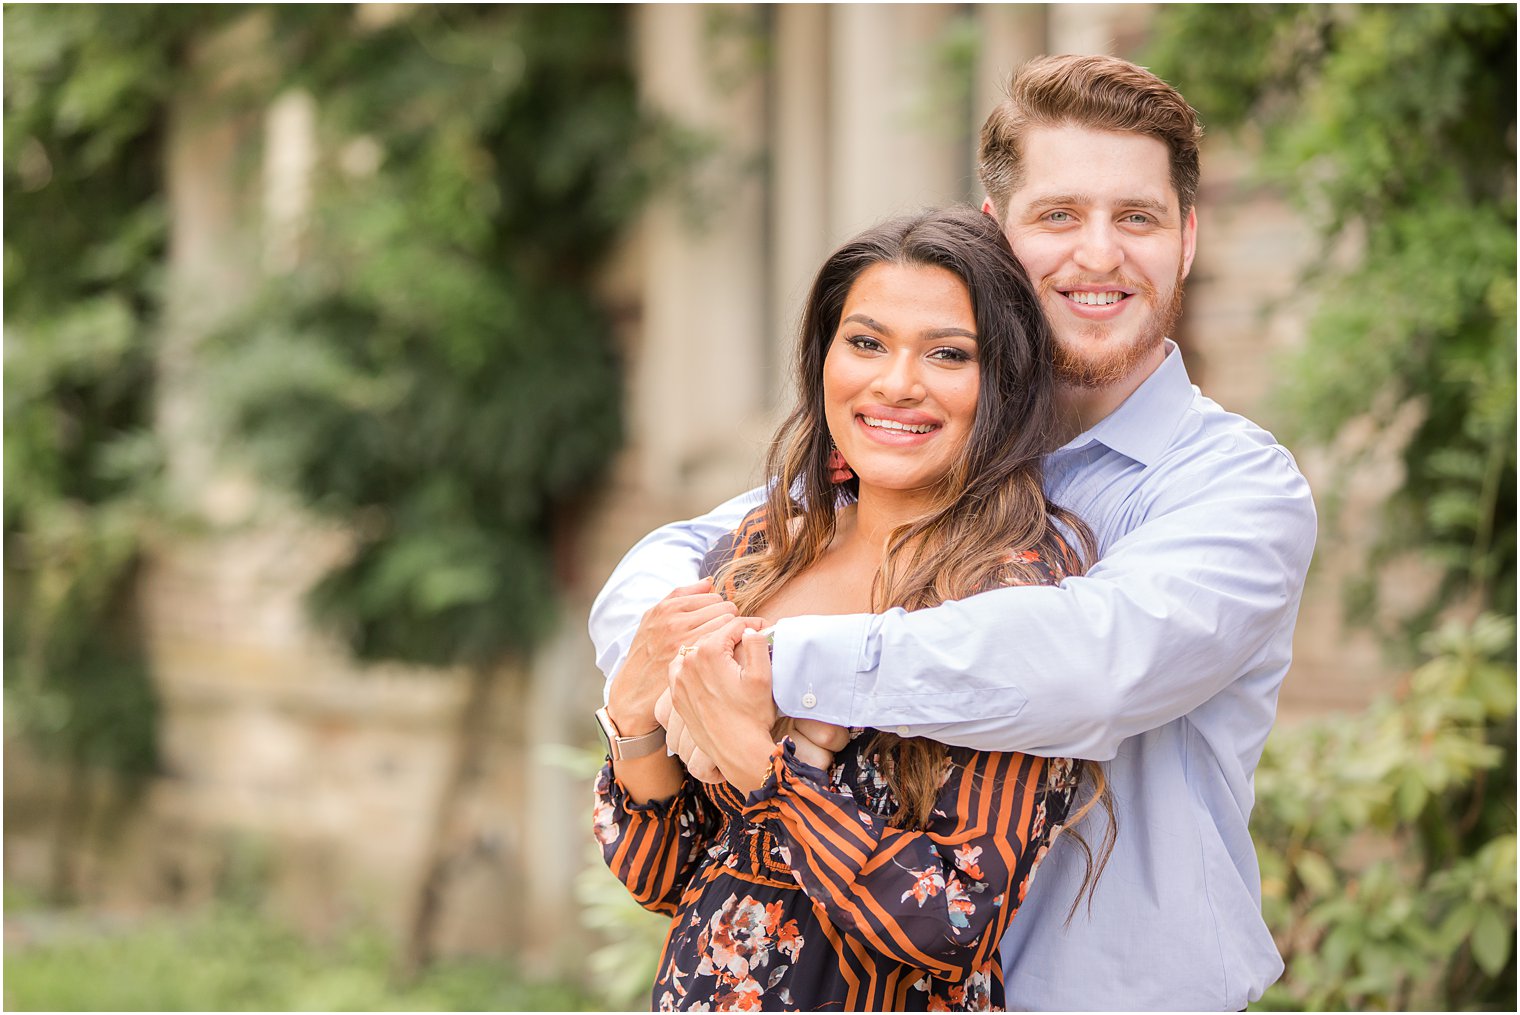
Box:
[841,313,976,341]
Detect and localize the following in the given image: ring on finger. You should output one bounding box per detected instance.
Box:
[677,644,699,658]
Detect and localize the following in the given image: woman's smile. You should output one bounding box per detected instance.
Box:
[854,406,943,442]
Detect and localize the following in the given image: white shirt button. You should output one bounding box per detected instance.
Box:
[801,692,817,708]
[896,725,911,736]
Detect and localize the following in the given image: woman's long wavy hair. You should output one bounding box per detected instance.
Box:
[715,205,1113,909]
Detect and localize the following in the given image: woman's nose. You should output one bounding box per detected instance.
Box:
[872,351,925,403]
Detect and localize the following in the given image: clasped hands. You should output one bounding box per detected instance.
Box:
[607,579,847,787]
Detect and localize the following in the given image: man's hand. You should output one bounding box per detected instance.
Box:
[606,579,736,735]
[786,718,851,769]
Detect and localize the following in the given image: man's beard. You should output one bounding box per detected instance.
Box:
[1048,269,1186,390]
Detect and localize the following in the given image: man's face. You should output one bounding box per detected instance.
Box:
[989,124,1197,392]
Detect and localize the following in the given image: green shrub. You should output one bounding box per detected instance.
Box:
[1252,615,1516,1010]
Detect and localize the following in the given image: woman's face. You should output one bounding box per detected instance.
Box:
[823,261,980,498]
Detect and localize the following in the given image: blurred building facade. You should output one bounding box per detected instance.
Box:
[4,2,1398,975]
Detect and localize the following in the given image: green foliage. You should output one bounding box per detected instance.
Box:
[540,742,667,1008]
[210,5,660,666]
[1251,616,1515,1010]
[1149,6,1516,1010]
[7,2,670,752]
[574,851,668,1009]
[1152,2,1517,634]
[2,901,598,1012]
[1,4,231,777]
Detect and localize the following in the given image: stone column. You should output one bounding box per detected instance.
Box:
[1048,3,1137,57]
[827,3,966,238]
[529,0,775,971]
[629,2,771,511]
[769,3,831,401]
[970,5,1050,194]
[158,16,271,519]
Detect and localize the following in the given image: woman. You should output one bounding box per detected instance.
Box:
[593,206,1110,1011]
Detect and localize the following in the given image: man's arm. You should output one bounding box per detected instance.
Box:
[768,445,1318,760]
[589,486,765,685]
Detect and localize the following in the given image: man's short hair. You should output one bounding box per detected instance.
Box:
[978,54,1204,220]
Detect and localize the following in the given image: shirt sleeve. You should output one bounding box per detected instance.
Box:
[588,487,766,686]
[593,762,718,917]
[769,444,1318,759]
[741,740,1066,984]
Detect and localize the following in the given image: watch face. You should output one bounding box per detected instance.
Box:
[594,707,619,761]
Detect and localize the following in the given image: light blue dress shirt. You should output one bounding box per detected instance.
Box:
[589,342,1317,1010]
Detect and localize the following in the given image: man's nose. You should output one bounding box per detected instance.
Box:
[873,351,925,403]
[1073,220,1124,275]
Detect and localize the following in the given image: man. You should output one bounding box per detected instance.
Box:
[590,54,1316,1011]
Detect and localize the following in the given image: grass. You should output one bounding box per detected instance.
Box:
[3,903,600,1012]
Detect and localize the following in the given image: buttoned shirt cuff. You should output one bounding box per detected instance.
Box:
[771,613,871,725]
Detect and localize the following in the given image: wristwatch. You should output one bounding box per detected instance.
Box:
[594,706,667,762]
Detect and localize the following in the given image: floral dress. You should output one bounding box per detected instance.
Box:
[594,511,1080,1012]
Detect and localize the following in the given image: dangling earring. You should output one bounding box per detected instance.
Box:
[827,439,854,484]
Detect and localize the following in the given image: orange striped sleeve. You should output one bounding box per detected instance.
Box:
[700,505,770,594]
[593,762,715,917]
[740,740,1057,983]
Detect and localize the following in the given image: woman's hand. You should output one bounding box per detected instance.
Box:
[654,689,725,784]
[664,627,853,783]
[670,621,780,795]
[606,579,737,736]
[663,699,846,781]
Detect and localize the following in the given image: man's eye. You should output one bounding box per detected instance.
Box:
[1046,211,1072,223]
[1123,214,1153,224]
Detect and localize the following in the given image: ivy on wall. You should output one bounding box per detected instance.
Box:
[4,2,674,756]
[211,4,665,666]
[4,8,679,953]
[1155,2,1516,636]
[1149,5,1516,1009]
[3,4,235,792]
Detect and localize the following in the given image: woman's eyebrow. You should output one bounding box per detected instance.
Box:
[841,312,891,333]
[841,314,975,341]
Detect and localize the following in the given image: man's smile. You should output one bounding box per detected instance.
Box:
[1063,290,1128,306]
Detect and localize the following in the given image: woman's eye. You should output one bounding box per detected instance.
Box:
[846,336,885,352]
[929,346,973,363]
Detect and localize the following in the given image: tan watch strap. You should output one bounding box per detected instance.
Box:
[595,706,667,762]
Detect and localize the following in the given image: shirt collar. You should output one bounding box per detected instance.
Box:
[1055,340,1195,467]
